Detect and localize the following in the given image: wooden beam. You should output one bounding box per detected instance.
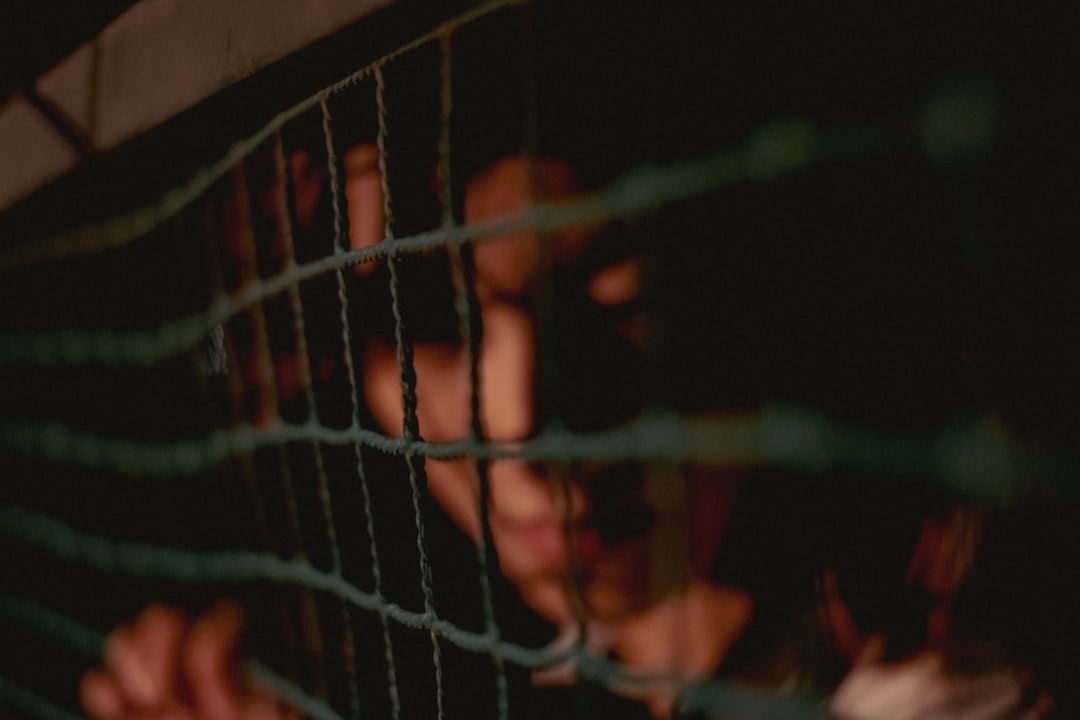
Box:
[0,0,393,211]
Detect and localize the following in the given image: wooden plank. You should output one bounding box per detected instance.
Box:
[0,0,393,212]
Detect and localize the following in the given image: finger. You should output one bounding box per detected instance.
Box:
[130,604,189,704]
[104,625,160,709]
[79,668,125,720]
[182,600,246,720]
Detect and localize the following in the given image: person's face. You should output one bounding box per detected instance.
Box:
[358,154,676,626]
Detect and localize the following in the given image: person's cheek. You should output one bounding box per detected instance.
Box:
[478,305,534,443]
[425,458,483,544]
[464,155,580,303]
[365,335,478,444]
[486,459,580,625]
[471,231,538,301]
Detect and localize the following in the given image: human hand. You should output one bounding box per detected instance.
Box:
[80,601,295,720]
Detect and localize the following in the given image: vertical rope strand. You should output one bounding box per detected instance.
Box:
[373,69,395,242]
[271,135,332,564]
[229,163,278,427]
[232,164,305,563]
[211,174,275,554]
[233,159,332,702]
[437,31,510,720]
[321,94,402,720]
[274,130,345,572]
[273,129,362,717]
[186,200,299,686]
[517,1,591,685]
[374,64,446,720]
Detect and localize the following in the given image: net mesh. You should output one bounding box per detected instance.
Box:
[2,1,1078,719]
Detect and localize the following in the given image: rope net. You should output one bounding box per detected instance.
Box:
[2,1,1078,719]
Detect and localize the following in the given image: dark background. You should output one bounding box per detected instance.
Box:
[2,1,1079,718]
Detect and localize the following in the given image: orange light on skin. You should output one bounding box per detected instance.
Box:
[360,157,748,691]
[464,155,609,304]
[363,301,580,625]
[80,602,295,720]
[587,258,640,307]
[343,144,385,275]
[81,153,770,720]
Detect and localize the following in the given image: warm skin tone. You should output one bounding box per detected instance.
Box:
[83,148,991,720]
[80,602,294,720]
[82,152,755,720]
[80,144,1044,720]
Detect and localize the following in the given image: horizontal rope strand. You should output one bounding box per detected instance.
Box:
[0,408,1045,502]
[0,506,574,670]
[0,0,524,275]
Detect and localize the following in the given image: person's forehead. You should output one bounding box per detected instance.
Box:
[465,156,578,199]
[464,155,640,292]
